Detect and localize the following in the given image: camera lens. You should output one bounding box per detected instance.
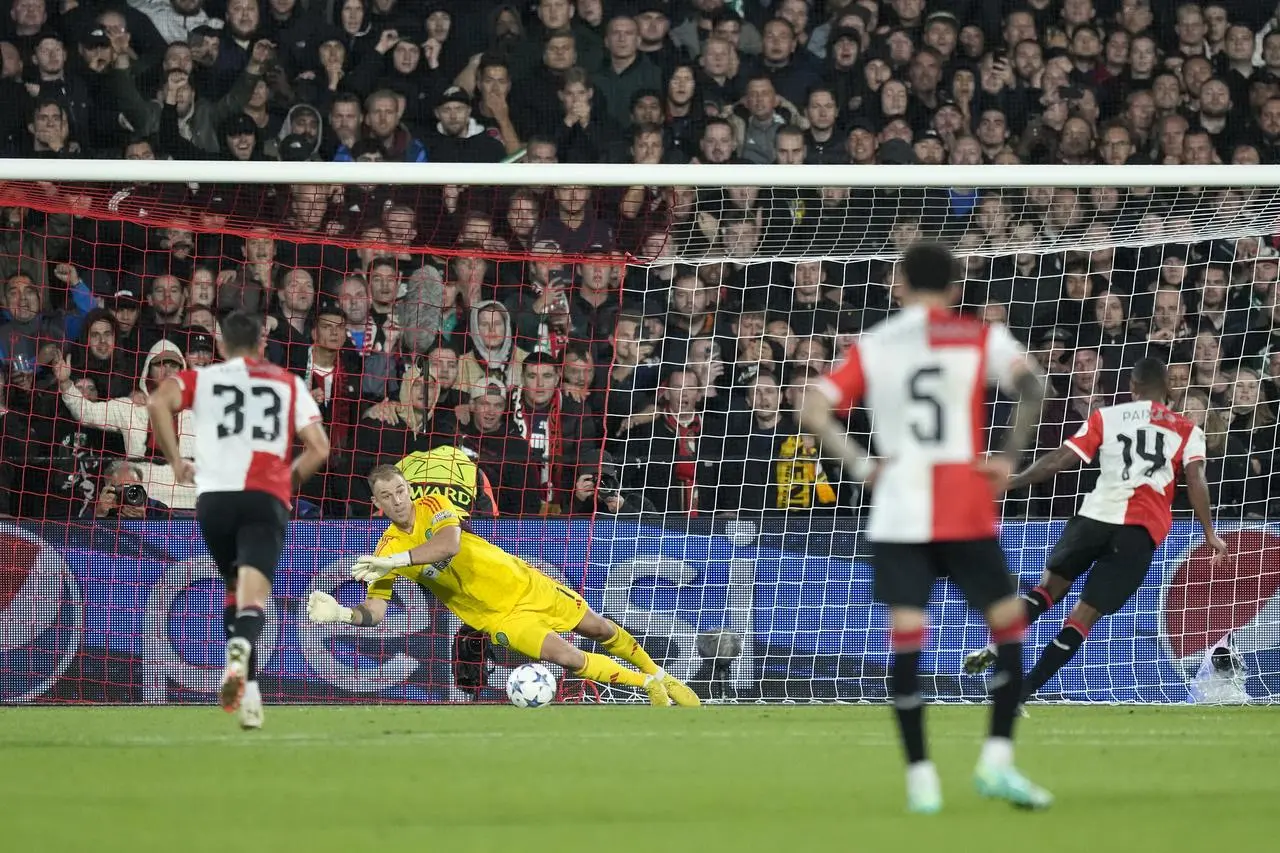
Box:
[122,484,148,507]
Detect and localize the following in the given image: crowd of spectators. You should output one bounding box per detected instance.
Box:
[2,0,1280,523]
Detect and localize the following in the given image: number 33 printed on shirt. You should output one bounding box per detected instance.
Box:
[213,383,284,443]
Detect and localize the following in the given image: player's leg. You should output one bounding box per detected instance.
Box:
[574,609,701,707]
[871,542,941,814]
[527,626,671,706]
[224,564,271,714]
[963,517,1096,674]
[223,496,288,724]
[1022,525,1155,700]
[947,540,1052,810]
[196,495,257,717]
[1020,600,1101,700]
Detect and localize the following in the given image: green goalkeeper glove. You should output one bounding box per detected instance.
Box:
[307,590,353,624]
[351,552,410,584]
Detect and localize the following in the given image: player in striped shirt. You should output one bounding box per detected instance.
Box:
[964,357,1228,699]
[148,312,330,728]
[802,243,1052,814]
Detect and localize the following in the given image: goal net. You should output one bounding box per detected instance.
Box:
[1,161,1277,706]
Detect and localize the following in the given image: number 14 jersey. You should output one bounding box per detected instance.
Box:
[175,357,322,507]
[818,304,1029,543]
[1065,400,1206,546]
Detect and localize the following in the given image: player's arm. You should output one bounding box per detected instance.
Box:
[801,344,876,481]
[996,360,1046,463]
[985,323,1046,467]
[1183,451,1229,560]
[353,525,462,580]
[292,420,330,489]
[307,591,389,626]
[1005,445,1082,492]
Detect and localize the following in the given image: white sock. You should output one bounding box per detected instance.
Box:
[979,737,1014,768]
[906,761,938,784]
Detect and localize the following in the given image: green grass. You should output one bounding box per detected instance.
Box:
[1,705,1274,853]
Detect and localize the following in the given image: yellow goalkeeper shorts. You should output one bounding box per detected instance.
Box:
[488,571,588,660]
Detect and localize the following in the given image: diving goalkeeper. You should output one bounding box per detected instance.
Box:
[307,457,699,706]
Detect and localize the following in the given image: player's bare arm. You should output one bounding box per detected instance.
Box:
[1005,445,1082,493]
[291,420,331,489]
[1183,459,1228,562]
[999,365,1047,461]
[145,378,194,484]
[799,384,876,481]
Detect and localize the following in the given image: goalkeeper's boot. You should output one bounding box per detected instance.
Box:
[238,681,263,730]
[973,761,1053,810]
[642,674,672,706]
[905,762,943,815]
[963,644,997,675]
[659,670,702,707]
[219,637,251,713]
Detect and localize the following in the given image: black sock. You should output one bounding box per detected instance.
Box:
[892,649,926,764]
[1024,621,1087,699]
[232,606,265,674]
[228,601,261,680]
[1021,585,1055,626]
[990,640,1024,740]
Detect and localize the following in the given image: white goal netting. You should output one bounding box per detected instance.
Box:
[0,162,1275,705]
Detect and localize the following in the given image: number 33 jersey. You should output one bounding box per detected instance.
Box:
[818,304,1029,543]
[175,357,323,506]
[1065,400,1205,546]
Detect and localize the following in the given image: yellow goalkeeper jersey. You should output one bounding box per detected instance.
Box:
[367,494,534,629]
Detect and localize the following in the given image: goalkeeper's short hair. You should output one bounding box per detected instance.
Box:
[391,445,496,518]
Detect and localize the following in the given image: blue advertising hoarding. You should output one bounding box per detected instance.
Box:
[1,518,1277,704]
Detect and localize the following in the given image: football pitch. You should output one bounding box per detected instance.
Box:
[2,705,1274,853]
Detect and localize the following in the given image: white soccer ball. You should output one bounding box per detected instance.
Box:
[506,663,557,708]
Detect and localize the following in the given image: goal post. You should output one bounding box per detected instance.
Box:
[0,160,1277,706]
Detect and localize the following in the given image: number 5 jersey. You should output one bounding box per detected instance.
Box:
[1064,400,1206,546]
[817,304,1029,544]
[175,357,323,507]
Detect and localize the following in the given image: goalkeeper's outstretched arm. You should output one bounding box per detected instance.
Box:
[307,591,389,626]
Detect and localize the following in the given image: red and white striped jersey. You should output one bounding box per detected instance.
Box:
[819,305,1027,543]
[1064,400,1206,545]
[175,357,322,507]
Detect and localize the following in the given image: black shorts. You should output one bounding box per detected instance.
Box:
[195,491,290,583]
[873,538,1016,613]
[1045,516,1155,615]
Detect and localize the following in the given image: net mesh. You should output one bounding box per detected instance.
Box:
[1,176,1278,705]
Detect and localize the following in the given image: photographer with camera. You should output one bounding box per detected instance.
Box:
[570,450,654,516]
[90,460,171,520]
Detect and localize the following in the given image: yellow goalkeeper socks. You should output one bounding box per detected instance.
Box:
[575,652,647,688]
[601,623,660,675]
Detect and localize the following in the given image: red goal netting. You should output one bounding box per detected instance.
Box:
[0,177,643,704]
[3,173,1279,706]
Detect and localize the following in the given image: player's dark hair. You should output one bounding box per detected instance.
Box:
[902,243,957,293]
[219,311,264,355]
[522,351,562,369]
[1131,357,1169,398]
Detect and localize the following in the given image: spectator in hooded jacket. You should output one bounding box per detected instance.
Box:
[458,300,528,399]
[55,338,196,510]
